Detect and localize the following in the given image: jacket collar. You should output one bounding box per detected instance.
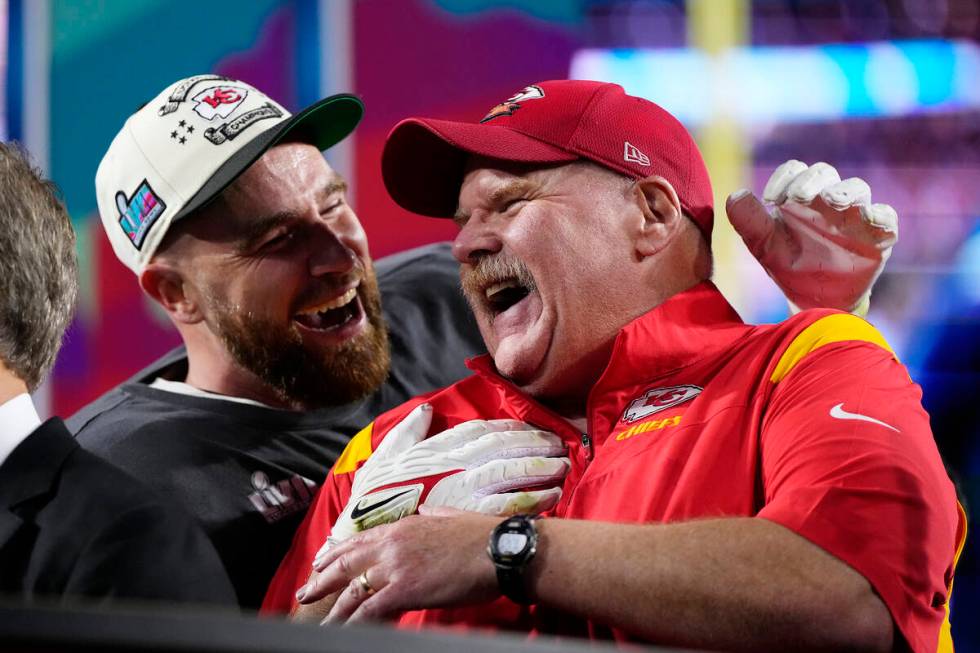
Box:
[467,281,749,395]
[0,418,77,508]
[592,280,748,391]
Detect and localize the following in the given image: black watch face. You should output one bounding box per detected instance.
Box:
[498,532,529,556]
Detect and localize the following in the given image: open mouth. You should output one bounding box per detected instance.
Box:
[293,286,363,331]
[484,278,534,318]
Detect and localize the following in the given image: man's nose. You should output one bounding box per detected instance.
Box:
[308,221,357,277]
[452,215,503,265]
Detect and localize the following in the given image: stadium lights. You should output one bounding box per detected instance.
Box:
[570,39,980,126]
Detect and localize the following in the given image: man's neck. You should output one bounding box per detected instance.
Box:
[0,366,29,407]
[181,335,301,411]
[531,338,619,433]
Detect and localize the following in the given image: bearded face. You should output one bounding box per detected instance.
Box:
[164,144,392,410]
[206,264,390,409]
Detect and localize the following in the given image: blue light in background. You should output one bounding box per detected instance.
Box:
[727,46,850,124]
[570,39,980,126]
[822,43,876,117]
[952,41,980,108]
[574,47,713,125]
[899,40,956,107]
[865,43,919,115]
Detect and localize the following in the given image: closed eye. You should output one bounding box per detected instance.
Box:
[258,229,295,251]
[502,198,528,214]
[322,199,344,216]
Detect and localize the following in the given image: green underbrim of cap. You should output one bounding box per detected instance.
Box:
[173,93,364,223]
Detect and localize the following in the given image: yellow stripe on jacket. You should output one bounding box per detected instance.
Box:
[770,313,896,384]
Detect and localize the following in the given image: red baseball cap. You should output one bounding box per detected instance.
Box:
[382,80,713,239]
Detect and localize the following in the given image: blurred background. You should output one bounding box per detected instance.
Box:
[2,0,977,648]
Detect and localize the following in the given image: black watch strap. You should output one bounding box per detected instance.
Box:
[487,514,539,605]
[495,563,532,605]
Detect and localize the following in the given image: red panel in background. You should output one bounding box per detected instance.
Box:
[354,110,475,259]
[352,0,581,258]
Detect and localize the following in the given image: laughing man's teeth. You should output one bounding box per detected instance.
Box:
[297,288,357,315]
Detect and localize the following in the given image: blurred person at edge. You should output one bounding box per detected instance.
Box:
[77,75,904,610]
[0,142,235,606]
[276,81,965,653]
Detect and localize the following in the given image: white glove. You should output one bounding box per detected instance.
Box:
[727,160,898,316]
[317,403,568,560]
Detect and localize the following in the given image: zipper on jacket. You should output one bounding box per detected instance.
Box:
[580,432,593,460]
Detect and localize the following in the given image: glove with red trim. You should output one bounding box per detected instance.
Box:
[727,160,899,316]
[315,403,568,563]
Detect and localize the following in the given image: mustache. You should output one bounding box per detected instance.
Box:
[460,254,537,301]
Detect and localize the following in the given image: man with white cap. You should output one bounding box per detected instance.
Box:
[280,81,963,653]
[74,75,906,611]
[73,75,502,608]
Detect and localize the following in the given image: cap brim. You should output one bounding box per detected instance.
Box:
[174,93,364,222]
[382,118,577,218]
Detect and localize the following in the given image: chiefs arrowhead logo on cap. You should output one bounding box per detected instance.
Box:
[480,85,545,123]
[192,84,250,121]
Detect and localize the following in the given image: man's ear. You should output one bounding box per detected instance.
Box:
[631,175,684,258]
[139,263,203,325]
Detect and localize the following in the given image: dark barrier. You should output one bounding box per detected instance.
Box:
[0,603,703,653]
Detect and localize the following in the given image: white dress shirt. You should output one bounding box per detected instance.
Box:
[0,393,42,468]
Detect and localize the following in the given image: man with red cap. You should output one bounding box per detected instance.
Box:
[270,81,964,653]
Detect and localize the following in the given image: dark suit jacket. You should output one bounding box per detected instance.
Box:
[0,418,236,607]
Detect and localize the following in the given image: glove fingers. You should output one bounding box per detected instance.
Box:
[374,403,434,458]
[423,418,541,453]
[474,487,563,516]
[726,190,777,259]
[467,456,570,491]
[483,419,548,432]
[785,162,841,204]
[763,159,807,204]
[455,429,566,464]
[820,177,871,211]
[425,456,568,508]
[860,203,899,242]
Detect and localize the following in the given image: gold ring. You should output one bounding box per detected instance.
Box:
[356,570,376,596]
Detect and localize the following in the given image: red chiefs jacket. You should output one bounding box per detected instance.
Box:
[265,283,965,652]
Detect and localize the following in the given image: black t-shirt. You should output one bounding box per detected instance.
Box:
[67,243,485,609]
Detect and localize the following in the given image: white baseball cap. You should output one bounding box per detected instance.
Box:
[96,74,363,273]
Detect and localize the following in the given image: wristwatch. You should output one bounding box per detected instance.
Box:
[486,514,540,604]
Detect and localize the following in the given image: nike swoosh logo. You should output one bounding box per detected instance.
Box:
[350,488,416,521]
[829,403,900,433]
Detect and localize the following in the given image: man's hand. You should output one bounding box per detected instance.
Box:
[727,160,898,316]
[299,508,500,623]
[317,404,568,564]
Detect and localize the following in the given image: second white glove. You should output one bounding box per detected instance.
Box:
[319,403,569,561]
